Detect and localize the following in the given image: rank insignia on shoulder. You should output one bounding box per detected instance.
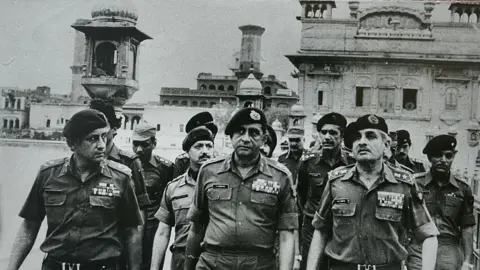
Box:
[252,179,280,195]
[417,192,423,201]
[92,182,120,197]
[328,168,348,180]
[377,191,404,209]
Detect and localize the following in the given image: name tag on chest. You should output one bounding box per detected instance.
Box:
[92,182,120,197]
[377,191,404,209]
[252,179,280,195]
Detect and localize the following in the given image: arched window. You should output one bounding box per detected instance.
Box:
[10,98,15,108]
[16,99,21,110]
[157,124,161,131]
[210,102,216,108]
[228,85,235,91]
[181,100,188,106]
[4,98,8,109]
[9,120,13,129]
[200,84,207,90]
[123,115,129,129]
[163,100,170,106]
[171,100,179,106]
[3,119,7,128]
[129,44,137,79]
[200,101,208,108]
[218,85,225,91]
[208,85,216,90]
[318,91,324,105]
[264,87,271,95]
[94,42,117,76]
[46,119,51,128]
[244,101,253,108]
[445,88,458,111]
[191,101,198,107]
[14,119,19,129]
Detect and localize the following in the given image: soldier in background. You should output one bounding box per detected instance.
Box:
[394,130,429,174]
[131,121,174,270]
[307,114,439,270]
[260,125,277,158]
[90,99,149,270]
[151,127,214,270]
[278,127,306,183]
[173,112,218,178]
[407,135,475,270]
[296,112,355,270]
[8,109,143,270]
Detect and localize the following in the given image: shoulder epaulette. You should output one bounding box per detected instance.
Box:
[166,173,184,187]
[386,161,413,174]
[176,152,190,160]
[327,164,353,181]
[267,158,291,176]
[413,171,428,179]
[453,173,470,185]
[300,151,319,162]
[391,168,414,185]
[156,155,173,167]
[118,149,137,159]
[40,157,67,171]
[201,156,226,167]
[106,160,132,176]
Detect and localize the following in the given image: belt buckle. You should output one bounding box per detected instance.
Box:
[62,262,80,270]
[358,265,376,270]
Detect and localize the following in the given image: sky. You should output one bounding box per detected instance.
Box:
[0,0,452,103]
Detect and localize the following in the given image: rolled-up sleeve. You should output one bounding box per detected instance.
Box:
[186,168,207,224]
[19,169,46,223]
[154,185,174,226]
[312,181,333,231]
[277,173,299,230]
[461,185,476,227]
[407,184,439,242]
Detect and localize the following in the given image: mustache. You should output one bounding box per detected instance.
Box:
[199,154,211,159]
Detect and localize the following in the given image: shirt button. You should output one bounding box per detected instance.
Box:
[238,222,242,226]
[241,182,244,185]
[239,202,242,205]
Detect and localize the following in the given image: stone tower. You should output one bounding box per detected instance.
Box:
[70,19,90,104]
[235,25,265,80]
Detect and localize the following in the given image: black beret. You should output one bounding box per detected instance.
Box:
[317,112,347,131]
[286,128,305,139]
[265,125,277,157]
[186,111,218,136]
[351,114,388,134]
[225,107,267,136]
[63,109,108,140]
[182,126,214,152]
[423,134,457,155]
[396,130,411,145]
[89,99,121,129]
[343,122,357,150]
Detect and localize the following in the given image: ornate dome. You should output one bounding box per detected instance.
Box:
[272,119,283,131]
[238,73,262,96]
[311,113,321,124]
[290,103,306,117]
[91,0,138,24]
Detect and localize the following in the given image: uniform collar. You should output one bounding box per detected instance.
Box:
[58,155,112,178]
[217,153,272,177]
[108,144,121,161]
[423,170,459,188]
[317,148,350,166]
[341,164,397,184]
[148,155,158,167]
[179,168,196,187]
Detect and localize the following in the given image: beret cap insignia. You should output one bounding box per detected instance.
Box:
[250,110,261,121]
[368,114,379,124]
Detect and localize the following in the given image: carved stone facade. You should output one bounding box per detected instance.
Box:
[287,2,480,176]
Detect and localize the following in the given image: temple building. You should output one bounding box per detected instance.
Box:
[159,25,299,109]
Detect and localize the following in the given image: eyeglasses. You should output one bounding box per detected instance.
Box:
[320,129,339,136]
[431,152,455,160]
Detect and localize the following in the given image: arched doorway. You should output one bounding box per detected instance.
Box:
[131,116,141,130]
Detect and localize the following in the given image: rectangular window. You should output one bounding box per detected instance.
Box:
[56,119,60,125]
[378,88,395,113]
[179,124,184,132]
[355,87,371,107]
[157,124,161,131]
[403,89,417,111]
[317,91,324,106]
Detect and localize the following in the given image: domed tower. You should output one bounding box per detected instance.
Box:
[234,25,265,80]
[71,0,152,113]
[236,72,265,109]
[289,103,306,130]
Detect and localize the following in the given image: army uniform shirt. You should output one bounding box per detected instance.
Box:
[297,149,355,218]
[312,164,439,265]
[143,154,174,221]
[187,154,298,251]
[108,145,150,207]
[154,169,196,251]
[173,152,190,179]
[277,150,305,186]
[400,157,429,175]
[415,171,475,238]
[19,156,143,261]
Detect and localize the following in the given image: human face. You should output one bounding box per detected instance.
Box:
[288,137,304,153]
[352,129,388,162]
[319,124,342,150]
[73,127,109,164]
[231,123,265,159]
[188,140,214,168]
[429,150,456,174]
[395,143,410,161]
[133,138,156,162]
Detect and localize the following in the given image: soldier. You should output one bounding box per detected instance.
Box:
[394,130,429,174]
[173,112,218,178]
[260,125,277,158]
[307,114,439,270]
[131,121,174,270]
[7,109,143,270]
[278,127,306,183]
[296,112,355,270]
[151,127,215,270]
[184,107,298,270]
[407,135,475,270]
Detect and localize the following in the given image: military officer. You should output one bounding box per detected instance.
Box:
[8,109,144,270]
[151,126,214,270]
[260,125,277,158]
[394,130,429,174]
[131,121,174,270]
[278,127,306,184]
[297,112,355,270]
[307,114,439,270]
[173,112,218,178]
[185,107,298,270]
[407,135,475,270]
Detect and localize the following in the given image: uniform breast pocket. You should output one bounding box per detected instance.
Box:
[251,191,277,206]
[207,188,232,201]
[375,207,403,239]
[172,195,191,225]
[43,190,66,223]
[89,195,117,209]
[308,175,325,199]
[332,203,356,239]
[444,195,463,220]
